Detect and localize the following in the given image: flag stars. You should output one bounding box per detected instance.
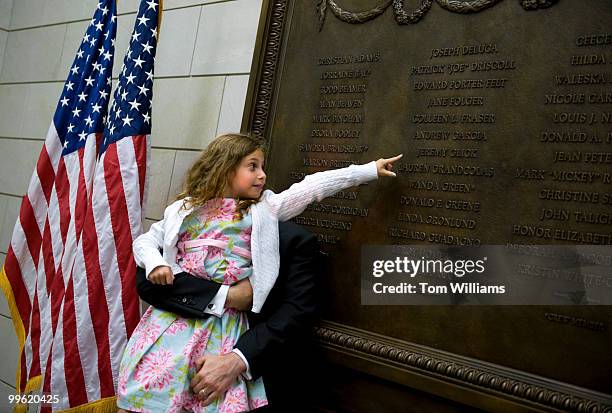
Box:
[59,7,155,143]
[128,98,141,111]
[122,115,133,126]
[133,56,145,68]
[138,84,149,96]
[137,15,149,26]
[146,0,158,11]
[141,41,153,54]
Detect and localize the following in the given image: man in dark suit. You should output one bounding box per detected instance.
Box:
[136,221,321,411]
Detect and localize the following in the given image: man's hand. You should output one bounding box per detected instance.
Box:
[148,265,174,285]
[375,154,403,178]
[191,353,247,405]
[225,278,253,311]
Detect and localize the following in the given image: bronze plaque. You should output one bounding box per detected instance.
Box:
[245,0,612,408]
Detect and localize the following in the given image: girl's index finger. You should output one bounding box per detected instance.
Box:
[386,154,403,163]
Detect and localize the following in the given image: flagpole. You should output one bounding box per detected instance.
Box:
[158,0,164,38]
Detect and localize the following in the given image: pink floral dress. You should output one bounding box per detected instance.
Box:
[117,198,267,413]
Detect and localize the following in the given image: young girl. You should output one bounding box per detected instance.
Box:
[117,133,401,412]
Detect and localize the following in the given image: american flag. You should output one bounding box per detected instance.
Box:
[0,0,158,410]
[58,0,159,409]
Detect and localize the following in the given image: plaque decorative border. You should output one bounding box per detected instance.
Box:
[314,321,612,413]
[317,0,560,30]
[250,0,288,138]
[244,1,611,412]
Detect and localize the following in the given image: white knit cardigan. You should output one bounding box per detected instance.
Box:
[133,161,378,313]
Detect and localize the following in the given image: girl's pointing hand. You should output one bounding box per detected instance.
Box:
[376,154,403,178]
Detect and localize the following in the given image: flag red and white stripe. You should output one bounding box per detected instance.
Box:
[0,0,157,411]
[42,0,159,409]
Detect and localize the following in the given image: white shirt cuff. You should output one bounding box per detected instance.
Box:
[231,348,252,380]
[365,160,379,180]
[203,284,229,317]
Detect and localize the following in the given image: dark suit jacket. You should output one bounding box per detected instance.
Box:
[136,221,322,410]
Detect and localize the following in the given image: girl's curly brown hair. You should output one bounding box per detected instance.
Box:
[175,133,267,217]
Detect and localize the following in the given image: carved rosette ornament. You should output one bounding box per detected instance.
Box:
[317,0,560,30]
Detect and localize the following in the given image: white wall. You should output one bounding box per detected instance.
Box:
[0,0,16,403]
[0,0,262,407]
